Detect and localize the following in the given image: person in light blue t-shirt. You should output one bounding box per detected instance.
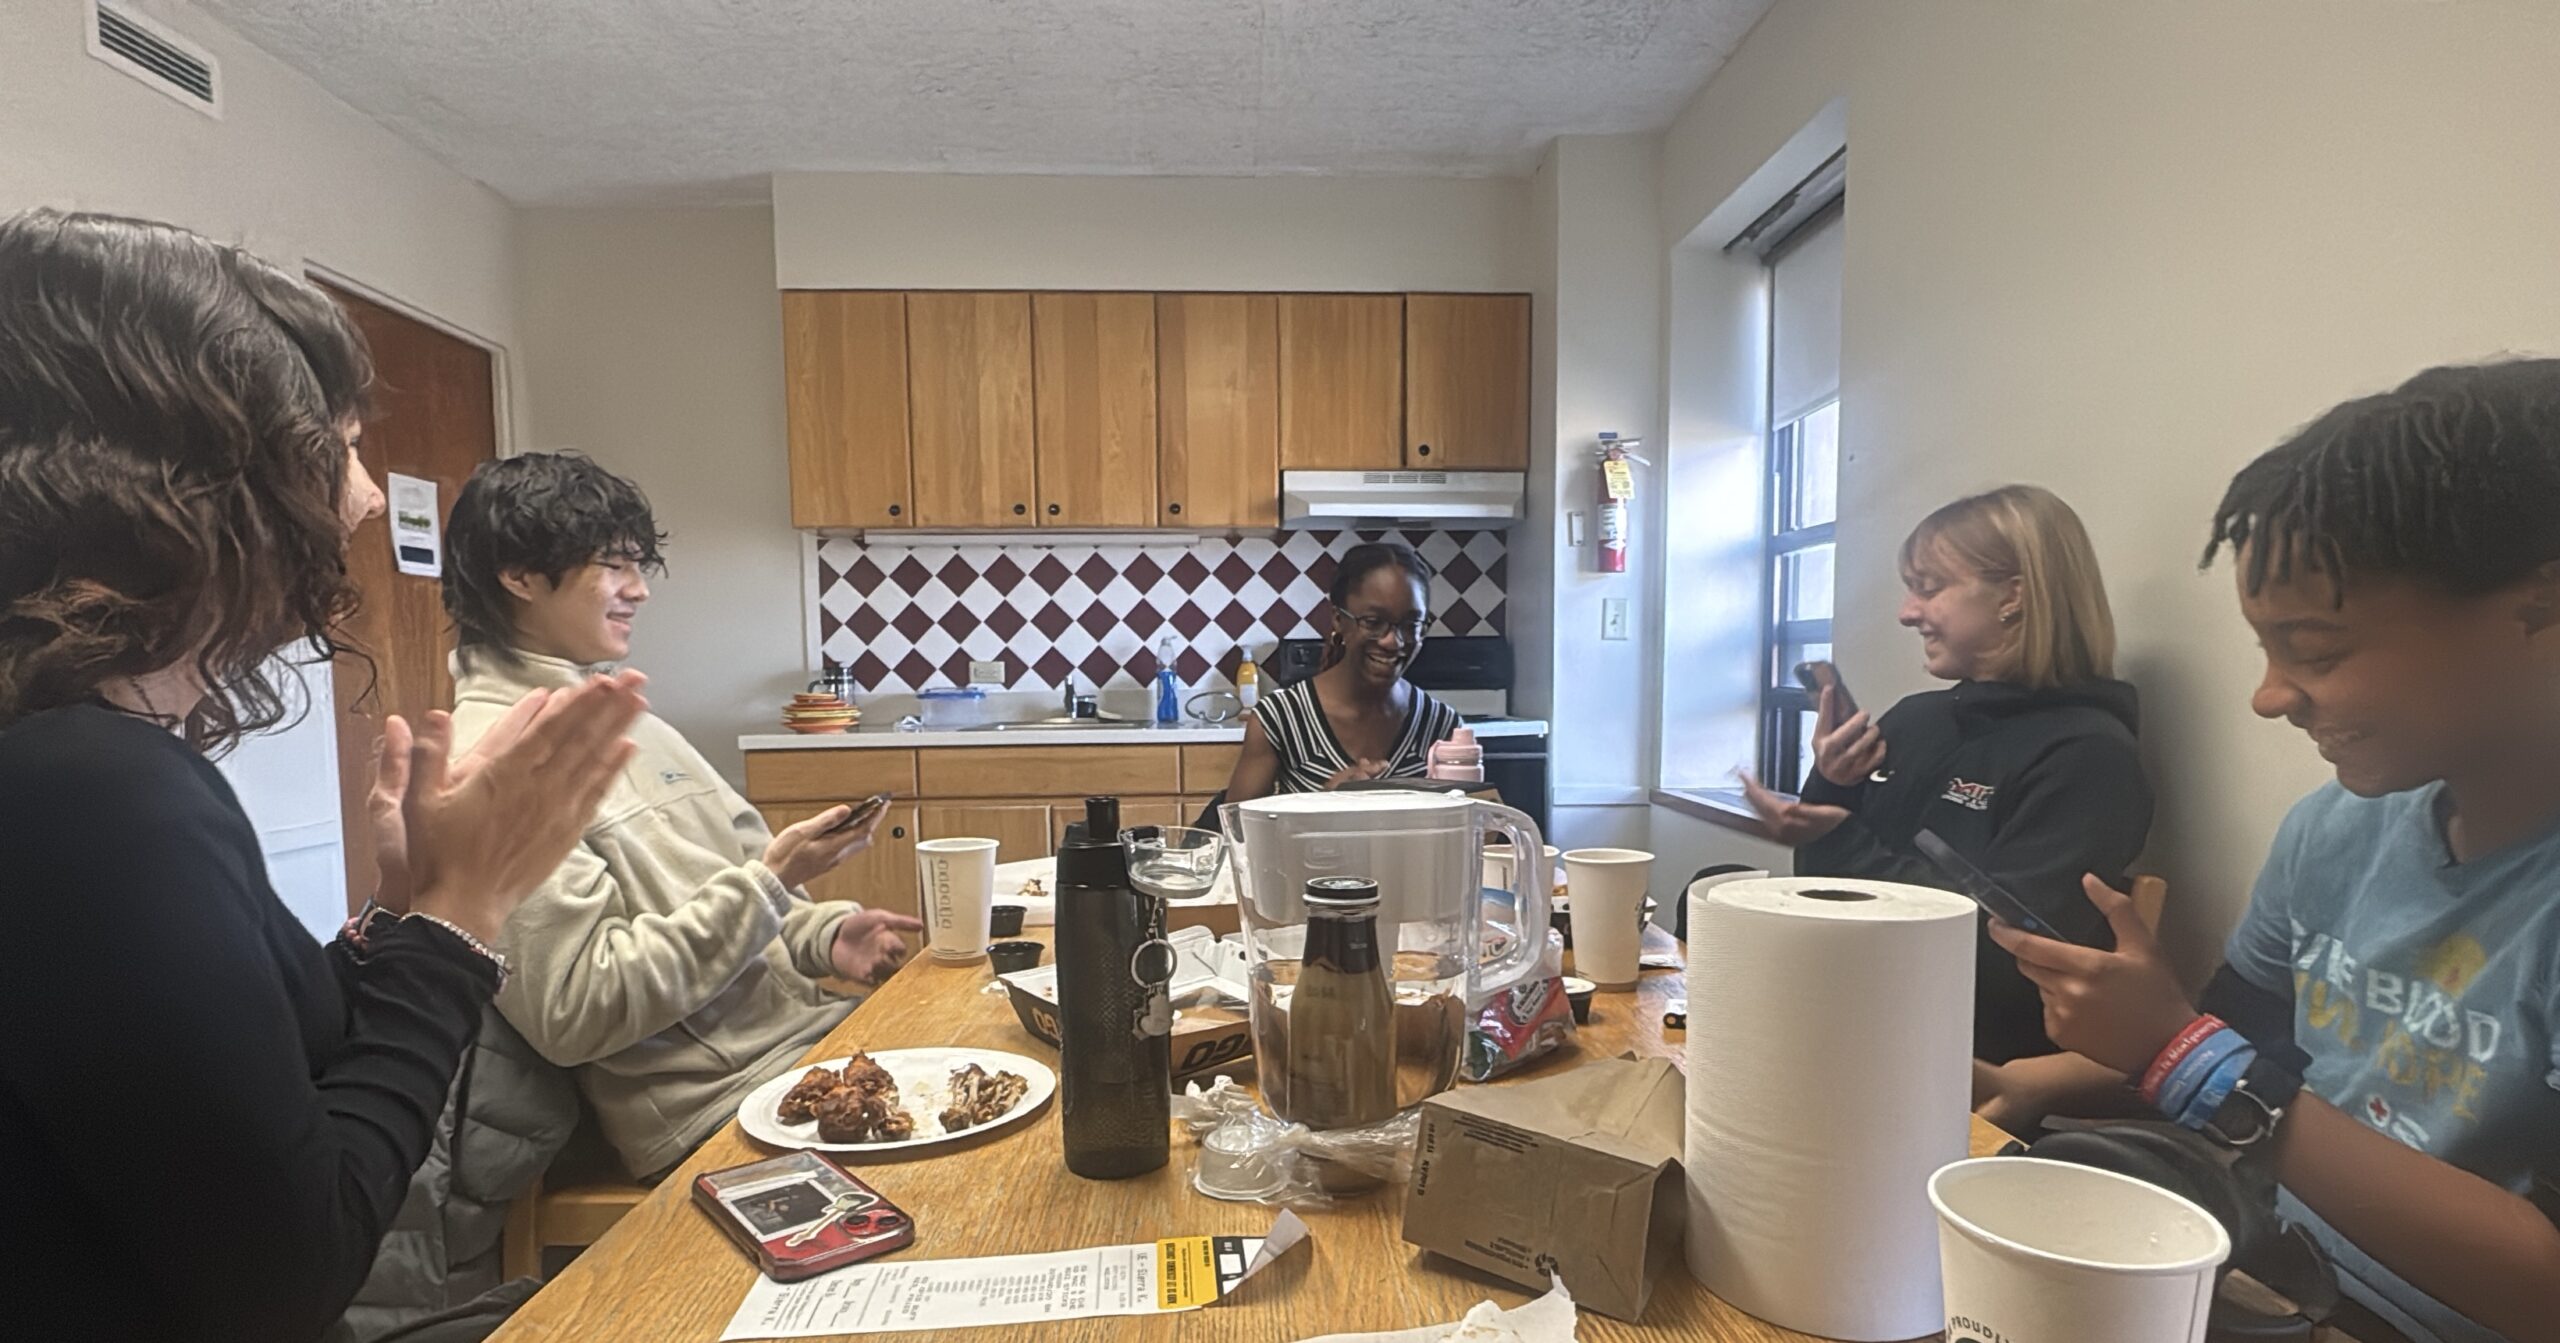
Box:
[1977,359,2560,1343]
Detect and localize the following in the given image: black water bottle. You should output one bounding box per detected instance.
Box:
[1054,796,1173,1178]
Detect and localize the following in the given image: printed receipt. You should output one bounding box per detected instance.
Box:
[720,1210,1308,1340]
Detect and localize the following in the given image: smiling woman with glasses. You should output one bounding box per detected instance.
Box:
[1222,542,1466,803]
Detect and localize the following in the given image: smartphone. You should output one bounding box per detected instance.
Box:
[1912,829,2114,949]
[1794,660,1858,717]
[825,793,892,835]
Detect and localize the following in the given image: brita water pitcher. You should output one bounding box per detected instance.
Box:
[1222,791,1550,1124]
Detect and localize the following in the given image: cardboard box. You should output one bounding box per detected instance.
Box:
[997,963,1254,1084]
[1402,1055,1686,1322]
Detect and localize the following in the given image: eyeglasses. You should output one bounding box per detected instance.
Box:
[1333,607,1429,642]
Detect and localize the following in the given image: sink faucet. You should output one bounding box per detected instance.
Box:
[1060,674,1078,718]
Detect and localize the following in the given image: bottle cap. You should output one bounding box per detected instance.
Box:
[1057,795,1129,889]
[1304,876,1380,914]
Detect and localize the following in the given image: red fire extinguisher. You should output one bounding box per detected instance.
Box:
[1596,432,1643,573]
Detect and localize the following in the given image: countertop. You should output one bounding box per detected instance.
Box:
[739,716,1550,751]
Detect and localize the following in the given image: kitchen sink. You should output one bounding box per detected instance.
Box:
[956,717,1140,732]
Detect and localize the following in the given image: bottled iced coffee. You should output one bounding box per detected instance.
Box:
[1283,877,1397,1130]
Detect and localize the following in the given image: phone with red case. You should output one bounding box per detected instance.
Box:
[692,1150,914,1280]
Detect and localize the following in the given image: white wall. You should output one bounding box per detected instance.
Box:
[1,0,524,935]
[1528,136,1667,851]
[516,207,804,783]
[773,172,1535,292]
[1650,0,2560,974]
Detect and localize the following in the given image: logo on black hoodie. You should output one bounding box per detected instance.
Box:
[1941,778,1995,811]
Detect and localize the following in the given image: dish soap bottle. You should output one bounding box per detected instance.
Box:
[1054,796,1172,1179]
[1153,635,1182,726]
[1234,648,1261,711]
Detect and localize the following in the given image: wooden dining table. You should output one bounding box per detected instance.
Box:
[490,934,2009,1343]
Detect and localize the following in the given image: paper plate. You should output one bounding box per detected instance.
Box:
[737,1047,1055,1157]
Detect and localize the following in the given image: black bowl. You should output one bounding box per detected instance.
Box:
[987,940,1045,973]
[989,904,1027,937]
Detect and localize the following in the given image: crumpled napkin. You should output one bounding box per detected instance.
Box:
[1292,1278,1577,1343]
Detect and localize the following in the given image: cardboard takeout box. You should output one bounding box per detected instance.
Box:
[1402,1054,1687,1322]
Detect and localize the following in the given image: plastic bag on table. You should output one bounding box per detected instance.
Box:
[1173,1076,1421,1209]
[1460,927,1575,1082]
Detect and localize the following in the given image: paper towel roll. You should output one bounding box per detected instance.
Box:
[1683,876,1978,1341]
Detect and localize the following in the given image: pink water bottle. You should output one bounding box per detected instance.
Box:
[1427,727,1484,783]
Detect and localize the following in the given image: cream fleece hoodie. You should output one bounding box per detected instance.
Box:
[450,651,859,1177]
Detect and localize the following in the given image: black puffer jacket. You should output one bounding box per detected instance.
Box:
[1797,678,2153,1064]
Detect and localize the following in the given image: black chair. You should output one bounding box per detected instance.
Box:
[1672,863,1762,941]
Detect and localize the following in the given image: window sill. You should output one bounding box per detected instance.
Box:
[1652,787,1778,841]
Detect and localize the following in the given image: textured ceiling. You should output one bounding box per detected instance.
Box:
[192,0,1774,204]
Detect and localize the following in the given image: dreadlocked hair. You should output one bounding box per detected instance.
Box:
[2204,358,2560,603]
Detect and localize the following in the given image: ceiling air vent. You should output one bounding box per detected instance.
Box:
[87,1,222,118]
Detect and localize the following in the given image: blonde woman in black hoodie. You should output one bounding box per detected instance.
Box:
[1744,485,2152,1064]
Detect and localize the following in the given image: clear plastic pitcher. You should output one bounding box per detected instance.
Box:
[1222,790,1549,1124]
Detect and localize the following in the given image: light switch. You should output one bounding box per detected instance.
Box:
[968,660,1008,686]
[1602,598,1629,641]
[1568,511,1588,545]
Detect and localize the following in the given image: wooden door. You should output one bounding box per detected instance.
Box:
[1278,294,1403,471]
[1156,294,1279,528]
[761,802,922,922]
[320,282,498,911]
[1031,293,1157,527]
[782,291,912,528]
[907,292,1035,527]
[1405,293,1531,469]
[918,802,1053,864]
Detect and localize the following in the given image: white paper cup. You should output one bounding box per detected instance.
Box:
[1931,1158,2230,1343]
[1562,848,1653,988]
[916,838,999,963]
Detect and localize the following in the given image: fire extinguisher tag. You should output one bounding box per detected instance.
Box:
[1602,459,1636,501]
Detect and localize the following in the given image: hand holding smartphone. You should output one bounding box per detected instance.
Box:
[1913,828,2114,949]
[1794,660,1858,718]
[826,793,892,835]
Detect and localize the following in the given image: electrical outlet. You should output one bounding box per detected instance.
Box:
[968,660,1007,686]
[1602,598,1630,641]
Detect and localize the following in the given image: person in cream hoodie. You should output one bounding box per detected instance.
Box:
[440,454,921,1179]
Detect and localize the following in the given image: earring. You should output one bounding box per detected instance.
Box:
[2000,609,2021,625]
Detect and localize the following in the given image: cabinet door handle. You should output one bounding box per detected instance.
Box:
[887,504,902,518]
[1047,503,1061,516]
[1168,502,1183,516]
[890,825,907,839]
[1013,503,1027,516]
[1416,443,1433,458]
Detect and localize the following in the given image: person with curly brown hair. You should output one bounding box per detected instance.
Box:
[0,209,647,1343]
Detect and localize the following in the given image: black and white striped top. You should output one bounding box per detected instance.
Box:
[1247,678,1466,795]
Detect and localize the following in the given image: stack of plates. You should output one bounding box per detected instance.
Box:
[783,692,860,734]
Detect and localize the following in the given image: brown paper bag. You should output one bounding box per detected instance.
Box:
[1400,1055,1686,1322]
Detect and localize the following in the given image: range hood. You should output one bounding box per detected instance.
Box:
[1280,470,1526,530]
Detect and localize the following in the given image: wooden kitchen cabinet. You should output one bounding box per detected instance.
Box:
[1032,293,1157,527]
[782,291,912,529]
[907,291,1037,527]
[1278,294,1404,471]
[758,801,921,922]
[918,802,1054,864]
[1405,293,1530,470]
[1156,293,1279,528]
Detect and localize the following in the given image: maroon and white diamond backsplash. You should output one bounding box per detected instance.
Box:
[814,531,1508,693]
